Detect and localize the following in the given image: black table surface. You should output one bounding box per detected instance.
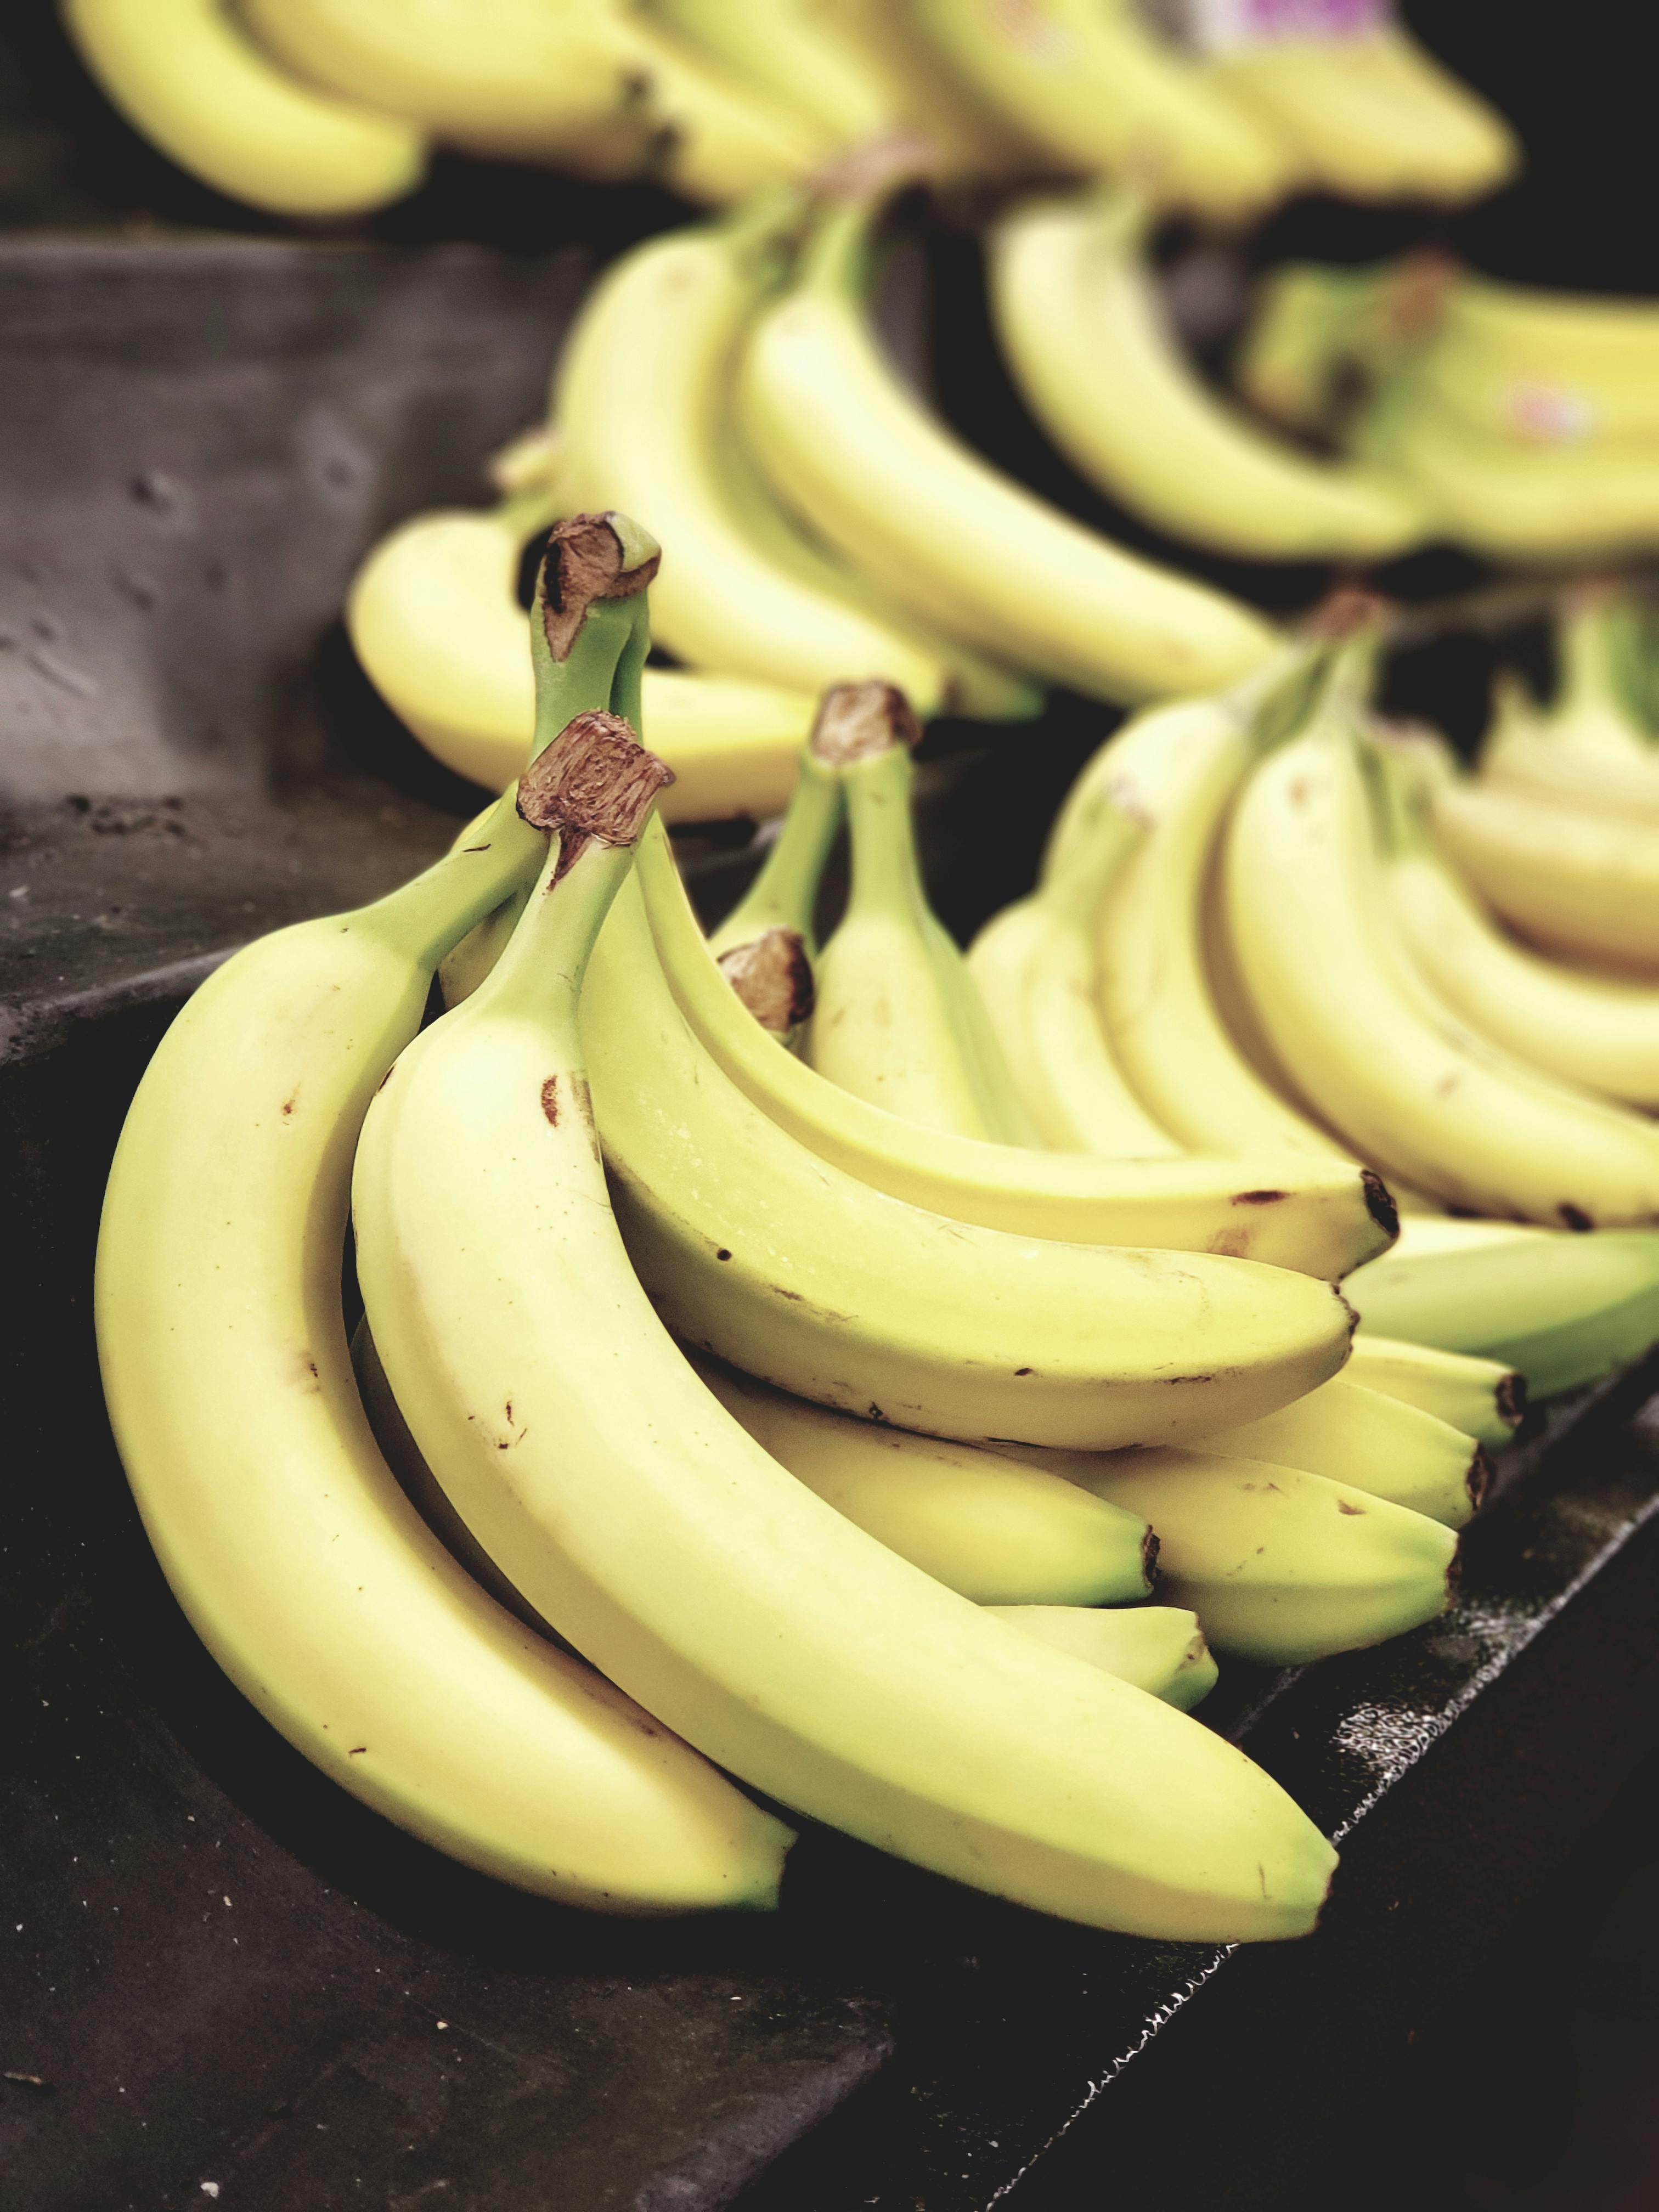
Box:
[4,194,1659,2212]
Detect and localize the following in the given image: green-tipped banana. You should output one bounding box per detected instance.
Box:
[1345,1221,1659,1400]
[1347,1334,1523,1452]
[1009,1446,1458,1667]
[989,1607,1219,1712]
[94,524,793,1912]
[353,707,1337,1940]
[738,194,1281,706]
[1480,591,1659,822]
[1198,1375,1487,1530]
[808,700,1014,1139]
[692,1355,1153,1606]
[346,493,821,824]
[631,812,1396,1278]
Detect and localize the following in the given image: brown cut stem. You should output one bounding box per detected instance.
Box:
[718,927,815,1035]
[517,709,674,851]
[541,512,662,661]
[810,680,922,766]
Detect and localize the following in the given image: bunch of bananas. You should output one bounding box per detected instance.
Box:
[110,509,1559,1944]
[1239,256,1659,561]
[60,0,1511,222]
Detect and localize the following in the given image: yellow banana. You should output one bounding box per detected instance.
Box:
[988,189,1427,560]
[63,0,426,216]
[1198,1375,1486,1529]
[691,1355,1154,1606]
[353,708,1337,1939]
[989,1607,1218,1711]
[634,811,1396,1276]
[239,0,650,174]
[633,0,898,151]
[346,495,819,823]
[1008,1446,1458,1666]
[738,194,1282,706]
[1346,1335,1522,1452]
[1432,778,1659,976]
[1226,668,1659,1223]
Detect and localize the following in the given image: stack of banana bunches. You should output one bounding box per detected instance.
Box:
[97,204,1659,1944]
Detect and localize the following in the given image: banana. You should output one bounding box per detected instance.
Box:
[1004,1447,1457,1666]
[353,712,1338,1940]
[909,0,1296,219]
[238,0,651,175]
[63,0,427,217]
[94,530,795,1912]
[1344,1220,1659,1400]
[1232,262,1383,436]
[1376,748,1659,1109]
[1072,673,1353,1159]
[1400,280,1659,453]
[1346,1335,1522,1452]
[1480,672,1659,828]
[1200,20,1518,206]
[987,189,1426,561]
[1351,377,1659,562]
[808,707,1018,1139]
[988,1607,1218,1711]
[634,0,897,151]
[553,207,970,710]
[587,860,1356,1447]
[817,0,1039,180]
[968,802,1184,1159]
[346,496,820,824]
[1431,778,1659,975]
[633,811,1396,1276]
[1224,665,1659,1224]
[1197,1375,1486,1530]
[737,193,1282,706]
[691,1355,1154,1606]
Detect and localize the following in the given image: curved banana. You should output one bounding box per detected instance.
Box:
[63,0,427,217]
[988,190,1427,560]
[346,498,819,824]
[1431,778,1659,975]
[692,1355,1153,1606]
[1201,23,1518,206]
[1380,766,1659,1109]
[1012,1445,1457,1666]
[95,537,793,1910]
[1413,281,1659,452]
[633,814,1396,1277]
[636,0,897,151]
[353,718,1338,1941]
[989,1607,1218,1711]
[817,0,1037,180]
[1198,1375,1486,1530]
[910,0,1296,219]
[1344,1219,1659,1400]
[738,194,1282,706]
[239,0,650,174]
[585,866,1356,1448]
[968,811,1184,1159]
[554,208,967,708]
[1226,678,1659,1223]
[1071,676,1351,1158]
[1480,672,1659,827]
[809,719,1014,1139]
[1346,1335,1522,1452]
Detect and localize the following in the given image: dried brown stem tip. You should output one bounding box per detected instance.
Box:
[718,928,815,1036]
[810,680,922,766]
[540,512,662,661]
[1302,586,1391,644]
[517,710,674,849]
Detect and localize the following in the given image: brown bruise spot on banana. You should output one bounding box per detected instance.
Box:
[809,680,922,766]
[571,1074,596,1144]
[1336,1499,1365,1515]
[1558,1203,1594,1232]
[1014,1366,1035,1376]
[1496,1373,1527,1430]
[295,1352,322,1396]
[1207,1229,1249,1258]
[718,927,815,1035]
[1467,1446,1493,1511]
[281,1092,298,1119]
[1232,1189,1288,1207]
[540,1076,560,1126]
[539,512,660,662]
